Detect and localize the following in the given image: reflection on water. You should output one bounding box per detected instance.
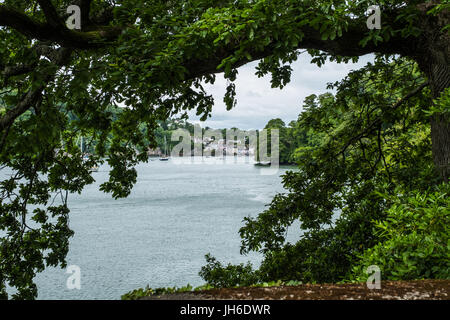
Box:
[6,158,297,299]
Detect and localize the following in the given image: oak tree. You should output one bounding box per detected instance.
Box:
[0,0,448,298]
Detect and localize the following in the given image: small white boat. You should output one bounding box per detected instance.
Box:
[254,162,271,167]
[159,136,170,161]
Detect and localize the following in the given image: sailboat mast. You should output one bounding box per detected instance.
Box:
[164,136,167,157]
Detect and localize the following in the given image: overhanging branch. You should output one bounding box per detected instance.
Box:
[0,48,73,133]
[36,0,63,28]
[335,81,430,158]
[0,5,121,48]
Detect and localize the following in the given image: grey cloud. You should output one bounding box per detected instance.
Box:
[187,53,374,130]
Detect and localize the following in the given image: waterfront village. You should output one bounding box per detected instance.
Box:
[148,136,256,157]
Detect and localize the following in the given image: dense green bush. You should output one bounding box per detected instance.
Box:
[257,206,385,284]
[199,254,261,288]
[350,184,450,281]
[199,184,449,287]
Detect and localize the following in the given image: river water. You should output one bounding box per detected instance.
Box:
[29,157,296,299]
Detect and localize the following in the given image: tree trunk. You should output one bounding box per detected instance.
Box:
[431,113,449,182]
[428,52,450,182]
[415,6,450,183]
[418,56,450,182]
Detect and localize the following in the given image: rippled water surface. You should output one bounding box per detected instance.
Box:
[31,158,294,299]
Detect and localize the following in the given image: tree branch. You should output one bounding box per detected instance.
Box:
[0,5,121,48]
[392,81,430,109]
[184,18,413,81]
[36,0,63,28]
[0,48,73,132]
[80,0,93,26]
[335,81,430,158]
[0,83,46,131]
[1,2,416,55]
[2,63,38,80]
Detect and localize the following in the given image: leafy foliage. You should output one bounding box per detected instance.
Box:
[200,57,446,286]
[199,254,260,288]
[121,284,200,300]
[0,0,448,299]
[351,184,450,281]
[121,278,302,300]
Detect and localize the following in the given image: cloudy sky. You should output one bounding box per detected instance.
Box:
[187,53,375,130]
